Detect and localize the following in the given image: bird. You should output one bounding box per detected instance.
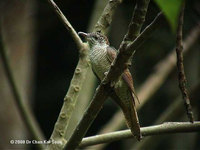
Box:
[78,31,142,140]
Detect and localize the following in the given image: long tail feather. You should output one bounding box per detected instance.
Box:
[110,91,142,140]
[124,100,141,141]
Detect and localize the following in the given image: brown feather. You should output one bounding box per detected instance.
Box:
[110,90,141,140]
[106,46,139,104]
[106,46,117,62]
[122,70,140,104]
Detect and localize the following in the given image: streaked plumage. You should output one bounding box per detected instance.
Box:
[78,32,141,140]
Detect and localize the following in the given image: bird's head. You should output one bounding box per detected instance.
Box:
[78,32,110,48]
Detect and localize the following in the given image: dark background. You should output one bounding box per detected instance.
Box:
[0,0,200,149]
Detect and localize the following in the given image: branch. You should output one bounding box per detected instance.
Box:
[47,0,84,50]
[0,30,45,150]
[64,0,111,140]
[125,0,150,42]
[89,12,164,150]
[175,3,194,123]
[64,0,123,140]
[64,0,150,149]
[126,12,163,52]
[47,0,123,149]
[133,82,200,150]
[79,122,200,147]
[47,1,89,149]
[94,0,123,34]
[88,81,200,150]
[133,23,200,110]
[105,0,150,83]
[96,24,200,138]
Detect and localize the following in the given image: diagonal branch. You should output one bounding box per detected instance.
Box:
[64,0,150,149]
[64,0,122,140]
[94,0,123,34]
[175,4,194,123]
[96,24,200,139]
[79,122,200,147]
[90,13,164,150]
[125,12,163,53]
[47,0,123,149]
[47,0,84,50]
[125,0,150,42]
[47,1,89,149]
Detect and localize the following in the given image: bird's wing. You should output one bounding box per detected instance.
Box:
[106,46,117,63]
[106,46,139,104]
[122,69,139,104]
[107,46,141,140]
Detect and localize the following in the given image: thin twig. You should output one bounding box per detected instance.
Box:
[97,24,200,139]
[133,82,200,150]
[47,0,84,50]
[47,1,89,149]
[79,122,200,147]
[175,4,194,123]
[64,0,150,149]
[105,0,150,82]
[0,30,45,150]
[126,12,163,52]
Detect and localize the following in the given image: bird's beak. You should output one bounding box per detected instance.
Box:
[78,32,88,38]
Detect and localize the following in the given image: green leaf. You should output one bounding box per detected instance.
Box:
[154,0,184,32]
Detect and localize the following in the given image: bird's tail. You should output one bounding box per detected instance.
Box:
[122,100,142,141]
[110,91,142,141]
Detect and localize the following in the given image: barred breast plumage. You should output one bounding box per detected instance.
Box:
[89,45,110,80]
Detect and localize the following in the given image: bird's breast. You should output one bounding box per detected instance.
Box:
[89,46,110,80]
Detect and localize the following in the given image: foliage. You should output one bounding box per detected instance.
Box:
[154,0,184,32]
